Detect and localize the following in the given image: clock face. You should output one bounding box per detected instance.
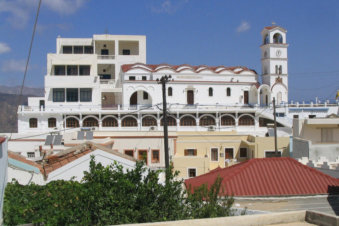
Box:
[276,50,281,57]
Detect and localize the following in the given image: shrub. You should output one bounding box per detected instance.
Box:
[4,157,233,225]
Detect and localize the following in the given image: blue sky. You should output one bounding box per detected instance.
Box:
[0,0,338,102]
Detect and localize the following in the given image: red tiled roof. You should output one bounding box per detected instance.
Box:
[121,63,257,75]
[185,157,339,196]
[264,25,286,31]
[0,137,6,144]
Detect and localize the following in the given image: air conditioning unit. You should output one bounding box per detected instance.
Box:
[208,126,216,131]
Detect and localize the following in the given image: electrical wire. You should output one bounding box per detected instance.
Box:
[10,0,42,139]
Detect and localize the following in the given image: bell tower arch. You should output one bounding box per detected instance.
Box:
[260,24,289,103]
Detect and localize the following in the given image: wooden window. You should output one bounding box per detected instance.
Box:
[226,88,231,96]
[211,148,218,161]
[168,87,172,96]
[66,118,79,128]
[225,148,234,159]
[124,150,134,158]
[29,118,38,128]
[240,148,247,158]
[48,118,56,128]
[151,150,160,163]
[161,116,177,126]
[180,116,196,126]
[199,116,215,126]
[184,149,197,156]
[321,128,334,143]
[83,117,98,127]
[208,87,213,96]
[102,117,118,127]
[188,168,196,178]
[221,115,235,126]
[238,115,254,126]
[121,117,137,127]
[143,91,148,100]
[138,150,148,164]
[142,116,157,127]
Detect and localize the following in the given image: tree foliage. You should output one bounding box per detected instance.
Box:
[4,157,234,225]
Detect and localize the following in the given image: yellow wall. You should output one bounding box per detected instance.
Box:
[173,132,290,179]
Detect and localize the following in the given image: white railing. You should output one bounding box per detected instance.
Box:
[97,55,115,60]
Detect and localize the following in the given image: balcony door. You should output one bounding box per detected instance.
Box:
[244,91,249,104]
[187,90,194,105]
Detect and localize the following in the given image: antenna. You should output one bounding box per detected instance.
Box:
[104,28,109,34]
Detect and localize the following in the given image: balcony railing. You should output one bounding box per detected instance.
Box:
[97,55,115,60]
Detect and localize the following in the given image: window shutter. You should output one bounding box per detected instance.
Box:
[194,149,197,156]
[184,149,188,156]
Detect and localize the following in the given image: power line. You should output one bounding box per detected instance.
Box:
[11,0,42,139]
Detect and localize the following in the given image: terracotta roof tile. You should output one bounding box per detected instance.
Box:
[0,137,6,144]
[185,157,339,196]
[121,63,257,75]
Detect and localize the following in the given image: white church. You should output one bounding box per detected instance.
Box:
[17,25,337,134]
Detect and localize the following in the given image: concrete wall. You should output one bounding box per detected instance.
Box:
[0,138,8,224]
[309,143,339,162]
[254,136,290,158]
[292,138,310,159]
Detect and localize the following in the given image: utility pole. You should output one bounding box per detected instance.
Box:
[157,75,172,180]
[273,97,278,157]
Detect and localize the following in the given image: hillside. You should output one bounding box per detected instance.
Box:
[0,92,31,133]
[0,85,43,96]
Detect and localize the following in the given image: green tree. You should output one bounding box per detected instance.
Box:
[4,157,234,225]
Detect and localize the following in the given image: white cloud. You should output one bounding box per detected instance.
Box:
[0,0,88,28]
[0,43,11,54]
[236,21,251,33]
[1,59,26,72]
[151,0,189,14]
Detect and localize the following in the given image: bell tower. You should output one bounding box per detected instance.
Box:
[260,24,289,104]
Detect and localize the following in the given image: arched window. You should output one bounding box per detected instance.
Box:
[208,87,213,97]
[142,116,157,127]
[226,88,231,96]
[180,116,196,126]
[48,118,56,128]
[199,116,215,126]
[275,65,278,74]
[264,34,269,44]
[279,66,282,75]
[168,87,172,96]
[102,117,118,127]
[83,117,99,127]
[238,115,254,126]
[29,118,38,128]
[221,115,235,126]
[121,117,137,127]
[273,33,283,44]
[161,116,177,126]
[66,118,79,128]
